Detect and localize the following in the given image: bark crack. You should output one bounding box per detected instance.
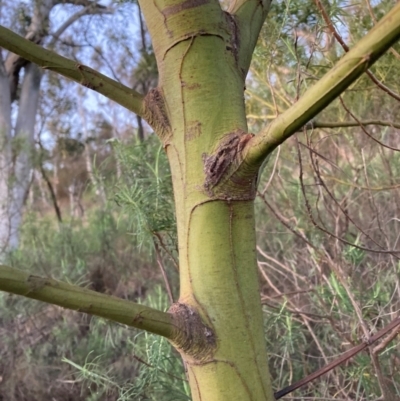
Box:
[224,12,240,66]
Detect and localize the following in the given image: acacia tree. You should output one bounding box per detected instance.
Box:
[1,1,400,400]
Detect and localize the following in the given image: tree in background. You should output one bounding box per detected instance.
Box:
[0,0,109,254]
[0,1,400,400]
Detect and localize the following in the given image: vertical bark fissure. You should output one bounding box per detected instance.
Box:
[190,365,202,401]
[177,197,273,400]
[184,199,219,324]
[228,200,269,399]
[179,37,196,183]
[190,358,256,400]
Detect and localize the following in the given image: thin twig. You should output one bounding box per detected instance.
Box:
[314,0,400,102]
[305,119,400,130]
[274,315,400,399]
[154,241,174,304]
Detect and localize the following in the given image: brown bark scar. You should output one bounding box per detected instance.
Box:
[143,87,171,141]
[185,120,202,141]
[203,130,253,193]
[163,0,210,17]
[169,302,216,362]
[224,12,240,65]
[26,275,49,291]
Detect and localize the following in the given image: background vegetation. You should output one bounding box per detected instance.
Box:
[1,0,399,400]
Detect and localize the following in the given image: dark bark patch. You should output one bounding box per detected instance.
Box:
[26,275,49,291]
[186,120,202,141]
[183,82,201,90]
[169,302,216,362]
[163,0,209,17]
[82,81,95,90]
[143,88,171,142]
[203,130,253,195]
[223,12,240,66]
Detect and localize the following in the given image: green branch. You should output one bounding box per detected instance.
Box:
[0,264,176,339]
[0,25,146,117]
[244,3,400,166]
[228,0,272,77]
[306,119,400,130]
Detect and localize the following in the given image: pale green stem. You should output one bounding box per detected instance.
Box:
[0,26,145,117]
[245,2,400,166]
[0,264,176,338]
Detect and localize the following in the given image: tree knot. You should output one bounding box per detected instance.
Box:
[143,88,171,142]
[203,130,257,199]
[168,302,216,362]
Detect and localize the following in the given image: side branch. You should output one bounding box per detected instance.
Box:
[228,0,272,77]
[0,264,175,339]
[244,3,400,166]
[0,26,146,117]
[305,119,400,130]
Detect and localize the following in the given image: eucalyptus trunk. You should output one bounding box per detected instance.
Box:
[0,51,12,256]
[0,0,109,255]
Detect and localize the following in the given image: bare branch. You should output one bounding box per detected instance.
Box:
[48,4,112,48]
[274,315,400,399]
[0,25,146,117]
[244,3,400,167]
[373,324,400,354]
[338,97,400,152]
[4,0,110,101]
[0,264,176,339]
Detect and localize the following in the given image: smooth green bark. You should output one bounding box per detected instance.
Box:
[1,1,400,400]
[138,2,274,399]
[0,264,176,338]
[182,201,272,400]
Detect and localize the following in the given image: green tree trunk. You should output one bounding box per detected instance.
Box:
[1,1,400,400]
[140,3,274,398]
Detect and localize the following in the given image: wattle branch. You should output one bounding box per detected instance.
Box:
[0,264,176,339]
[244,2,400,167]
[0,25,146,117]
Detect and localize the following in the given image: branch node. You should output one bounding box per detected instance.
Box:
[169,302,216,362]
[143,88,171,141]
[203,130,257,199]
